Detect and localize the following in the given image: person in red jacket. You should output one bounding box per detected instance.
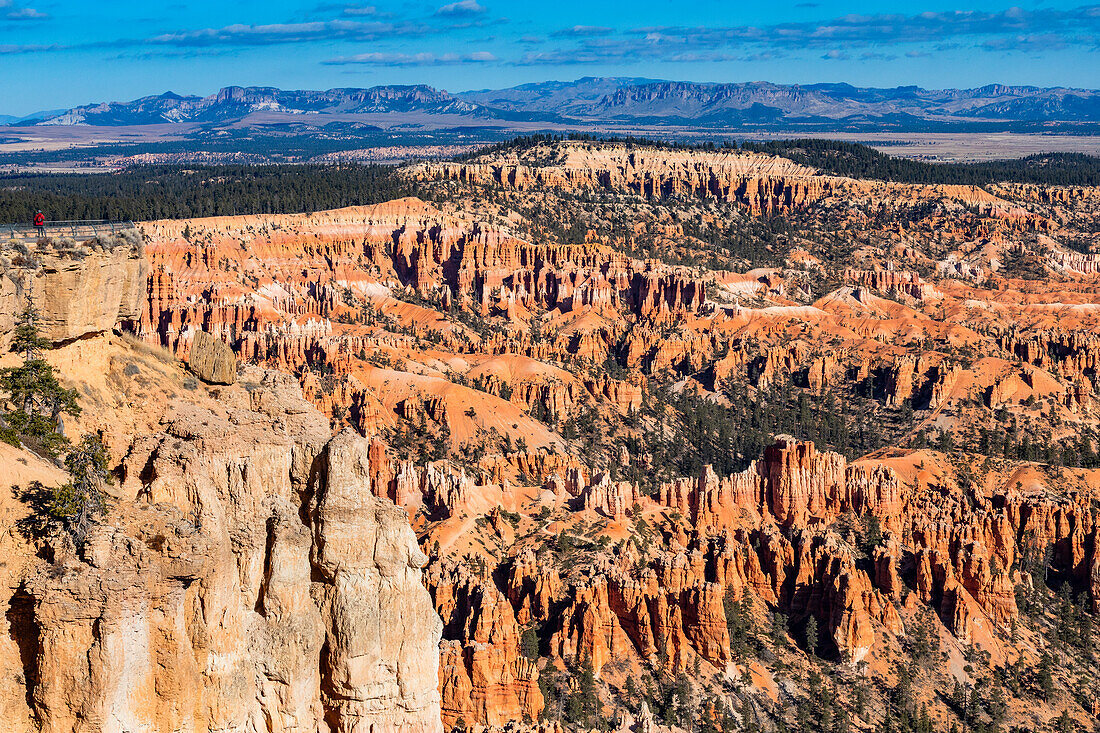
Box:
[33,211,45,233]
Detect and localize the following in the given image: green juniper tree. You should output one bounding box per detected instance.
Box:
[805,616,819,657]
[725,587,755,658]
[0,301,81,456]
[49,432,111,545]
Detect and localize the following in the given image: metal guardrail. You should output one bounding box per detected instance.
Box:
[3,219,135,241]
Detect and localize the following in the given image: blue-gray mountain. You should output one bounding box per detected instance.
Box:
[11,78,1100,130]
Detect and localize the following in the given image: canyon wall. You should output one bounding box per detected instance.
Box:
[0,231,147,349]
[4,360,444,732]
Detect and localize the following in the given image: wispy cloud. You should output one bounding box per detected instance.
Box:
[5,0,1097,72]
[516,43,748,66]
[110,47,238,61]
[0,42,58,53]
[1,0,47,20]
[323,50,496,65]
[859,51,898,60]
[629,5,1100,50]
[342,5,379,17]
[434,0,486,17]
[551,25,613,38]
[980,33,1070,52]
[145,19,427,47]
[308,2,385,18]
[511,4,1100,67]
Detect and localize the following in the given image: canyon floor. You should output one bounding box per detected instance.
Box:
[1,138,1099,732]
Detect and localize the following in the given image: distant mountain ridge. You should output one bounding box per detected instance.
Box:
[501,79,1100,124]
[21,85,487,127]
[11,78,1100,130]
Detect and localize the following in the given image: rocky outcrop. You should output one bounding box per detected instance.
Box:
[1050,249,1100,275]
[581,472,640,520]
[22,503,215,733]
[885,355,920,408]
[658,439,901,532]
[312,430,444,733]
[928,361,963,410]
[430,563,543,728]
[761,438,848,527]
[187,330,237,384]
[1091,534,1100,613]
[610,438,1099,663]
[131,199,714,442]
[842,267,941,301]
[0,231,147,348]
[13,367,444,733]
[999,329,1100,383]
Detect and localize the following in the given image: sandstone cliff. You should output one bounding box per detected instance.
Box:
[2,340,444,733]
[0,231,147,349]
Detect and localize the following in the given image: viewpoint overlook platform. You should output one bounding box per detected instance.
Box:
[2,220,136,244]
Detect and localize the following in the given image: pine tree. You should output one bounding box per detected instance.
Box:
[805,616,819,657]
[49,432,111,545]
[770,611,789,647]
[860,513,883,554]
[520,626,540,660]
[11,301,49,361]
[724,587,753,658]
[0,302,81,456]
[1036,650,1055,700]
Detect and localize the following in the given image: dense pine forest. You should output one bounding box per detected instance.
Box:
[0,164,415,223]
[740,139,1100,186]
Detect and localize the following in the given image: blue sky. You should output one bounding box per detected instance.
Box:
[1,0,1098,115]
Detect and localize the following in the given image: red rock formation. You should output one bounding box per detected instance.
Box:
[843,267,942,301]
[885,355,920,408]
[928,361,963,410]
[581,473,640,520]
[429,563,544,727]
[414,142,834,215]
[999,329,1100,384]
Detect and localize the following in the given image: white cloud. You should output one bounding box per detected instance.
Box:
[434,0,486,17]
[324,50,497,65]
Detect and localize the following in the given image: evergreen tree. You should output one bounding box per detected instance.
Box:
[1054,709,1074,733]
[11,301,49,360]
[860,513,883,555]
[520,626,540,660]
[724,587,754,658]
[0,302,81,456]
[49,432,111,545]
[770,611,789,647]
[804,616,819,657]
[1036,650,1056,700]
[567,661,599,727]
